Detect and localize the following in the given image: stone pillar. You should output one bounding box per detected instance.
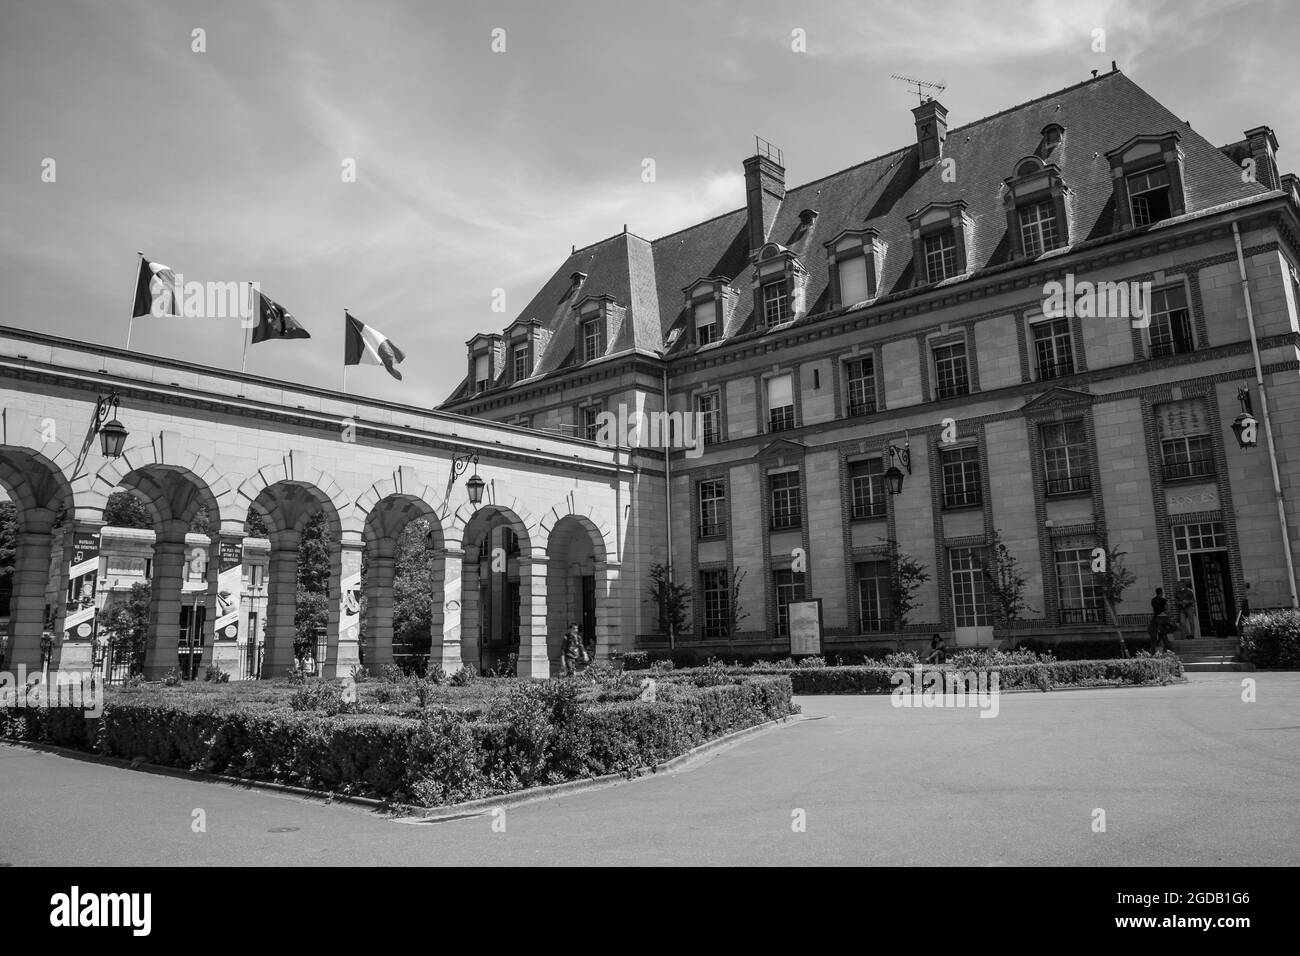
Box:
[517,555,550,679]
[143,536,186,679]
[595,561,622,660]
[325,537,364,678]
[363,548,396,670]
[430,548,465,674]
[7,528,57,670]
[459,544,482,673]
[262,533,300,678]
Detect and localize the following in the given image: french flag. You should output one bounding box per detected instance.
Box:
[131,255,181,318]
[344,311,406,380]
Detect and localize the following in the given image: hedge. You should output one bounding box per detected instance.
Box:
[1,675,796,806]
[694,656,1183,694]
[1240,610,1300,668]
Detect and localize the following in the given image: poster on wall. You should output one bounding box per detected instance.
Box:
[215,541,243,641]
[64,531,100,642]
[788,599,823,656]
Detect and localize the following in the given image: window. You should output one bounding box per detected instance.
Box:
[1161,435,1214,480]
[923,230,958,282]
[701,569,729,639]
[244,564,264,589]
[838,255,871,306]
[1055,547,1106,623]
[1156,399,1214,481]
[1032,318,1075,379]
[773,569,806,636]
[582,317,604,361]
[1041,420,1091,495]
[933,341,970,399]
[473,353,490,393]
[941,446,982,508]
[845,356,876,416]
[512,343,530,381]
[582,405,603,443]
[696,391,721,445]
[761,280,790,328]
[856,560,892,632]
[766,373,795,431]
[697,479,727,537]
[769,471,801,530]
[1019,199,1060,257]
[849,459,886,519]
[1148,285,1194,357]
[694,299,719,345]
[1128,166,1172,226]
[950,547,991,628]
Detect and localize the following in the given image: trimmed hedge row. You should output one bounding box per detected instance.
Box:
[1240,610,1300,668]
[705,656,1184,694]
[1,676,796,806]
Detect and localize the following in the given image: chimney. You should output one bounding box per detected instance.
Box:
[744,141,786,251]
[912,99,948,167]
[1244,126,1281,190]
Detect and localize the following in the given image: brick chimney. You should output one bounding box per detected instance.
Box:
[912,99,948,167]
[744,147,786,251]
[1244,126,1281,190]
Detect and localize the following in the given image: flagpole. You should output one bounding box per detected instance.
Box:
[241,285,253,374]
[342,309,349,394]
[126,251,144,351]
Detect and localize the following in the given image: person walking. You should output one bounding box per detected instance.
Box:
[1236,583,1252,635]
[561,622,585,677]
[1148,588,1169,649]
[1175,580,1197,639]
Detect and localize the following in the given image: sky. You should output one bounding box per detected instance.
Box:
[1,0,1296,410]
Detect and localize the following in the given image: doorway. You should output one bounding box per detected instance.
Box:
[178,603,206,680]
[1173,522,1236,639]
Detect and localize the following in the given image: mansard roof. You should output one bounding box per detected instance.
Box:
[444,69,1269,405]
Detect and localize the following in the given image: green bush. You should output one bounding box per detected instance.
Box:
[621,651,650,671]
[289,679,353,716]
[1240,610,1300,668]
[450,664,477,687]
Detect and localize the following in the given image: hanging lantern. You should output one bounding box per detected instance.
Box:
[465,471,486,506]
[884,465,906,495]
[98,418,129,458]
[1231,412,1258,450]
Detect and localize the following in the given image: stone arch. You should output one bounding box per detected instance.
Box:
[544,511,617,666]
[79,430,235,527]
[233,449,357,541]
[0,437,77,669]
[358,474,445,672]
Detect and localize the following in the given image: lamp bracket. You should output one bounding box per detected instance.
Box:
[70,390,121,480]
[887,434,912,475]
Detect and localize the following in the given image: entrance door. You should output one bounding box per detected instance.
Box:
[950,547,994,647]
[581,574,596,650]
[1191,552,1234,638]
[178,604,206,680]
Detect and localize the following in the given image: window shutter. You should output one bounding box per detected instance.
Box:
[838,256,870,306]
[474,353,489,382]
[1156,399,1208,439]
[767,373,793,408]
[693,300,716,331]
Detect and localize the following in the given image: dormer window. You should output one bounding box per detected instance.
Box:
[1003,159,1070,260]
[473,352,491,393]
[1105,132,1187,232]
[465,332,502,395]
[683,277,736,347]
[1127,166,1172,226]
[825,229,886,309]
[908,201,972,286]
[1039,123,1064,156]
[582,316,604,361]
[694,300,719,345]
[751,242,807,330]
[511,342,531,382]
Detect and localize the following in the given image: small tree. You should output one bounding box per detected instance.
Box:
[647,563,691,648]
[99,582,151,674]
[984,530,1034,634]
[1094,542,1137,658]
[881,539,930,632]
[294,588,328,659]
[726,567,751,638]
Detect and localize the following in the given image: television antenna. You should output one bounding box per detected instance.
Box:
[890,73,947,105]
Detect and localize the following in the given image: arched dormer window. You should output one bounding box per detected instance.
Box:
[574,293,624,364]
[1003,159,1071,260]
[683,276,739,346]
[751,242,808,331]
[824,227,887,309]
[907,201,973,285]
[1104,131,1187,231]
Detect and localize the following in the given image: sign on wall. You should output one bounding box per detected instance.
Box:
[215,541,243,641]
[788,599,823,656]
[64,531,100,642]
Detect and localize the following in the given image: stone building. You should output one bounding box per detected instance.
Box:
[442,67,1300,655]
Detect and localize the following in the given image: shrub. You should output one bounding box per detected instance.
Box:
[404,710,488,805]
[689,658,734,687]
[350,666,370,684]
[162,668,182,687]
[449,664,477,687]
[379,664,405,684]
[621,651,650,671]
[797,656,827,669]
[289,679,353,716]
[423,663,448,685]
[203,664,229,683]
[882,651,918,669]
[650,659,675,674]
[1240,610,1300,668]
[584,661,635,690]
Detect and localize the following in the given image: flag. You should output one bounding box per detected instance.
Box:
[132,256,181,318]
[344,311,405,380]
[251,291,311,343]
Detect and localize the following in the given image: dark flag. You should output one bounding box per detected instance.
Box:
[132,257,181,318]
[251,292,311,343]
[344,311,405,380]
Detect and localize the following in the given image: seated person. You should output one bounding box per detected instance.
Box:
[923,633,947,664]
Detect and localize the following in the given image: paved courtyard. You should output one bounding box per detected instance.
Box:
[1,673,1297,866]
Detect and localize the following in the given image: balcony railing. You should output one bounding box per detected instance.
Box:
[1162,458,1215,481]
[852,500,886,520]
[943,488,982,509]
[698,520,727,538]
[860,617,891,633]
[935,381,970,400]
[847,397,877,416]
[768,407,795,432]
[1059,606,1108,625]
[770,511,801,531]
[1045,474,1091,496]
[1037,358,1075,381]
[1149,334,1195,358]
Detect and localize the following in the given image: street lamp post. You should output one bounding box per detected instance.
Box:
[71,391,130,479]
[886,432,912,495]
[1231,386,1259,450]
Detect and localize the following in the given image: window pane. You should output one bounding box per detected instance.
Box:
[924,230,958,282]
[839,255,870,305]
[698,479,727,536]
[942,446,982,507]
[701,569,730,639]
[1055,547,1106,623]
[769,471,801,529]
[846,357,876,415]
[950,547,991,627]
[696,391,720,444]
[1031,317,1074,379]
[856,560,891,631]
[773,569,806,636]
[933,342,970,398]
[849,459,885,519]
